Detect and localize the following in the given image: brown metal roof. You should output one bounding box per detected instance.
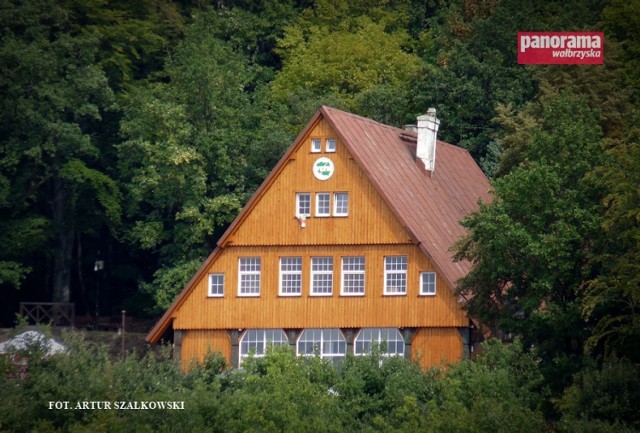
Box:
[321,106,491,290]
[146,106,491,343]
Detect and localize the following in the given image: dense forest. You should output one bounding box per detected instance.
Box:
[1,0,639,430]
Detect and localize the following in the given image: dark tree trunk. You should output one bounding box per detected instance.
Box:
[52,176,74,303]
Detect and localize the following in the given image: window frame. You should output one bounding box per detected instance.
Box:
[208,273,224,297]
[384,256,408,296]
[297,329,346,363]
[238,257,261,297]
[354,328,405,357]
[420,272,437,296]
[311,138,322,153]
[325,138,337,153]
[279,257,303,296]
[239,329,288,364]
[341,256,365,296]
[333,192,349,217]
[315,192,331,217]
[296,192,311,217]
[310,257,333,296]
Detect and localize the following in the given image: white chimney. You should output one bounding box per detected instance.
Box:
[416,108,440,172]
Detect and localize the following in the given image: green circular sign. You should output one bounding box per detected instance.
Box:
[313,157,335,181]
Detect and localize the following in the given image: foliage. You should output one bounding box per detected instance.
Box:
[557,357,640,430]
[454,93,605,398]
[581,120,640,361]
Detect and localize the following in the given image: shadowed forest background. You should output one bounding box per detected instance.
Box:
[1,0,639,431]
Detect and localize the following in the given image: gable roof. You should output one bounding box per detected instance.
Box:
[146,106,491,343]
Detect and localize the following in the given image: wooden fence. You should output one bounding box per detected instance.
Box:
[19,302,75,327]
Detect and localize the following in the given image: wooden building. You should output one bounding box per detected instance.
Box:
[146,106,491,369]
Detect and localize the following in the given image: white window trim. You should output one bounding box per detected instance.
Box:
[279,257,302,296]
[354,328,405,357]
[208,273,224,297]
[333,192,349,217]
[296,329,346,359]
[310,257,333,296]
[383,256,407,296]
[238,257,261,297]
[325,138,337,153]
[341,256,365,296]
[239,329,288,364]
[296,192,311,217]
[315,192,331,217]
[311,138,322,153]
[420,272,437,296]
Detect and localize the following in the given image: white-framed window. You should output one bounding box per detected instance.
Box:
[355,328,405,357]
[238,257,261,296]
[326,138,336,152]
[341,256,365,295]
[279,257,302,296]
[334,192,349,216]
[315,192,331,217]
[420,272,437,296]
[384,256,407,295]
[208,273,224,297]
[311,138,322,153]
[311,257,333,296]
[296,192,311,217]
[239,329,288,364]
[297,329,346,364]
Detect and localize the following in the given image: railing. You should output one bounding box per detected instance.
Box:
[19,302,75,327]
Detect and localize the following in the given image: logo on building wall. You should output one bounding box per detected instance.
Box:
[518,32,603,64]
[313,157,335,181]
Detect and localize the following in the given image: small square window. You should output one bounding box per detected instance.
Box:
[209,273,224,297]
[296,192,311,217]
[316,193,330,217]
[326,138,336,152]
[334,192,349,217]
[420,272,436,296]
[311,138,322,153]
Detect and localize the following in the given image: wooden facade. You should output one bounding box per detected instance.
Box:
[147,107,491,370]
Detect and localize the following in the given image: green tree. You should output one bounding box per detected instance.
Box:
[454,93,605,395]
[117,9,277,309]
[582,126,640,361]
[0,0,119,303]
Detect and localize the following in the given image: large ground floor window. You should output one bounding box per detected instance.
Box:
[297,328,346,364]
[355,328,405,357]
[239,329,288,363]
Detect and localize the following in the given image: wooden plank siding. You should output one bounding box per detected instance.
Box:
[180,330,231,366]
[226,118,413,247]
[179,327,463,370]
[173,244,467,330]
[412,328,464,367]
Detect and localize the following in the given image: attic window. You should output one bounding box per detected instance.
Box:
[311,138,322,153]
[296,192,311,217]
[208,273,224,297]
[420,272,436,296]
[315,193,330,217]
[326,138,336,152]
